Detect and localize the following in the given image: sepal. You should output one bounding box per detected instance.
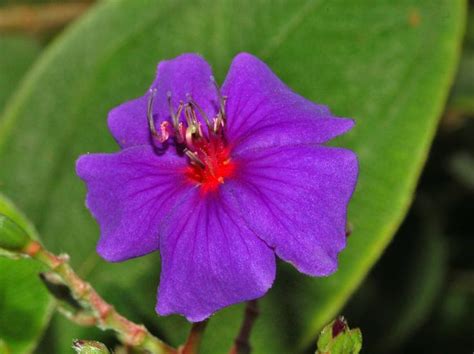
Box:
[72,340,111,354]
[316,316,362,354]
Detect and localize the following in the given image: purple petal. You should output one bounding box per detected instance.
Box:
[156,190,275,322]
[222,53,354,153]
[76,146,191,261]
[107,96,149,148]
[226,144,358,276]
[108,53,218,148]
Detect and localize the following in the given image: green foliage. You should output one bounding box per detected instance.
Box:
[0,339,11,354]
[0,0,465,353]
[316,318,362,354]
[0,214,32,253]
[0,35,51,354]
[0,37,40,112]
[0,195,52,354]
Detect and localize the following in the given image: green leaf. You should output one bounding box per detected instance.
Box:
[0,0,465,353]
[0,36,40,113]
[0,339,11,354]
[0,195,53,354]
[448,8,474,115]
[0,213,32,253]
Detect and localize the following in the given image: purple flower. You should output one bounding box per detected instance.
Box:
[76,53,358,322]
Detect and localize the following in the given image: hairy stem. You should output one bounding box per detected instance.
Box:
[229,300,259,354]
[25,240,176,354]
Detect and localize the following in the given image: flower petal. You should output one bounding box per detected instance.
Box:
[76,146,191,261]
[226,145,358,276]
[222,53,354,153]
[107,96,149,148]
[108,53,218,148]
[156,190,275,322]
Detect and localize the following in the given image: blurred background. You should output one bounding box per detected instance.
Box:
[0,1,472,353]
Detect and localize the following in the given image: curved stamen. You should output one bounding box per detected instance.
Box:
[185,124,198,151]
[148,89,173,144]
[147,88,159,139]
[167,92,187,131]
[210,75,226,119]
[186,94,212,131]
[148,86,232,191]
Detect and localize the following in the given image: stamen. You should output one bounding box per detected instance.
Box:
[147,88,159,138]
[176,122,186,144]
[167,92,178,128]
[148,89,172,144]
[185,124,197,150]
[184,149,205,168]
[186,94,212,130]
[161,86,234,192]
[184,104,195,127]
[210,75,226,119]
[159,121,172,142]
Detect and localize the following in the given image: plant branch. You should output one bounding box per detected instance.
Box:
[229,300,259,354]
[25,240,176,354]
[178,321,208,354]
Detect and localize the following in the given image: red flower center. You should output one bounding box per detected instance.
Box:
[147,84,233,193]
[185,138,235,193]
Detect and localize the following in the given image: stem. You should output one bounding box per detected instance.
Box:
[229,300,259,354]
[25,241,176,354]
[178,321,208,354]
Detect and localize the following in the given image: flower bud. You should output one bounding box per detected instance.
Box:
[72,340,110,354]
[0,214,32,253]
[316,316,362,354]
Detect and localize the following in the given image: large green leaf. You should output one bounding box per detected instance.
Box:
[0,0,465,353]
[0,36,41,114]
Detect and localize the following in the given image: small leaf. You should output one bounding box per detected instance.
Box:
[0,213,32,253]
[0,195,52,354]
[316,317,362,354]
